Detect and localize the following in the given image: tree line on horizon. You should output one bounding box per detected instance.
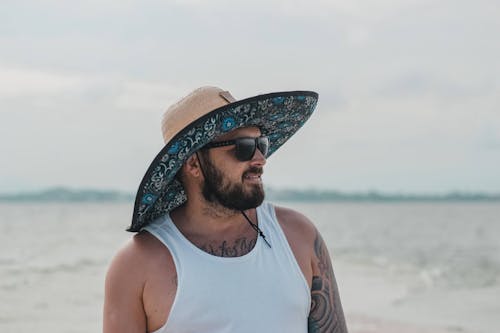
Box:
[0,187,499,202]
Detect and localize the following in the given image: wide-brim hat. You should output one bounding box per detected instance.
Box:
[128,86,318,232]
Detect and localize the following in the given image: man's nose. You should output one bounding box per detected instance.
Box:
[250,147,267,166]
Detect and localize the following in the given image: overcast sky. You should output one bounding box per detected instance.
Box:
[0,0,499,194]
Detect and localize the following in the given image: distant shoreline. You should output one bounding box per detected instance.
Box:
[1,187,499,203]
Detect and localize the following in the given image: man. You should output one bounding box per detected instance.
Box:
[104,87,348,333]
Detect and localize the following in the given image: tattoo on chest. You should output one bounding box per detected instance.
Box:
[308,230,348,333]
[199,237,256,257]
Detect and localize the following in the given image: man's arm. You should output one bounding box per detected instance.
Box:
[308,229,348,333]
[103,240,148,333]
[103,232,177,333]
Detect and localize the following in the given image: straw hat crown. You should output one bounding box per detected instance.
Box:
[161,86,236,144]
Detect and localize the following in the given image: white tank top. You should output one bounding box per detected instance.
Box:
[143,201,311,333]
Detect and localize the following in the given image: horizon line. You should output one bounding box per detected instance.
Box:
[0,186,499,202]
[1,185,500,196]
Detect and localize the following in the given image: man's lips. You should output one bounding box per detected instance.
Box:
[243,173,262,180]
[243,168,263,181]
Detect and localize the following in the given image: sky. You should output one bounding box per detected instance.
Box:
[0,0,499,194]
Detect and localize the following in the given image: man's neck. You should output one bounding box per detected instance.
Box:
[170,197,256,235]
[200,200,240,220]
[169,200,259,257]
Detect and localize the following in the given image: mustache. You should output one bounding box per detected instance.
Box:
[243,166,263,177]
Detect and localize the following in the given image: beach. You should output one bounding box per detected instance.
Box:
[1,201,498,332]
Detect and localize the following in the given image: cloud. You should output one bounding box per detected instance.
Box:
[0,67,85,98]
[0,65,192,115]
[0,0,499,192]
[112,81,190,112]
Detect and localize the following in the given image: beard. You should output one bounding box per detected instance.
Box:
[200,155,265,211]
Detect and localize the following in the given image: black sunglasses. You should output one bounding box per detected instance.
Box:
[203,136,270,161]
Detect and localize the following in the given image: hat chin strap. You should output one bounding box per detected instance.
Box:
[241,210,272,248]
[195,151,271,249]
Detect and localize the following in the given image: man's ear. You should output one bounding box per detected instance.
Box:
[183,154,202,178]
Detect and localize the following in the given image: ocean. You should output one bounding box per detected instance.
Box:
[1,201,499,333]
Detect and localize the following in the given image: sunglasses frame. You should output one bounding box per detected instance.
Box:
[203,136,270,161]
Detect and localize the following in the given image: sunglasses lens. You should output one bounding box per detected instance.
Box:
[235,138,257,161]
[257,137,269,157]
[234,137,269,161]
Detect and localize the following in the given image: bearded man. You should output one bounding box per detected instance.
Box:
[103,87,348,333]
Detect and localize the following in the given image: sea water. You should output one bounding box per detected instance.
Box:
[0,202,499,333]
[287,202,500,333]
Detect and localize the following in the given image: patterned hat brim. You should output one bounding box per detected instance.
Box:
[128,91,318,232]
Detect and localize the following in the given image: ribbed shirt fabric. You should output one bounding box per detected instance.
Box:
[142,201,311,333]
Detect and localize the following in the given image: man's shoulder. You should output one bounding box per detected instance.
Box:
[104,231,177,332]
[115,231,169,262]
[272,204,317,247]
[106,231,174,287]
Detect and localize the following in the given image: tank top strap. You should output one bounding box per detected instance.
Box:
[258,202,310,296]
[141,215,187,277]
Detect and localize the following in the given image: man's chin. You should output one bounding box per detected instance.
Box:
[244,180,264,191]
[244,190,265,209]
[229,193,265,211]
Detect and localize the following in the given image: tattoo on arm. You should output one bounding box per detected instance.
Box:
[308,230,348,333]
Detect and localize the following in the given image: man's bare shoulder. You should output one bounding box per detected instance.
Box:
[105,231,174,288]
[104,232,176,332]
[274,205,317,244]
